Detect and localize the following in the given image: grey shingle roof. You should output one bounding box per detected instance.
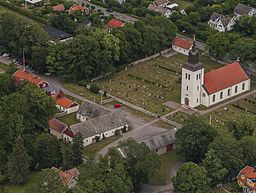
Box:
[139,130,176,151]
[234,3,252,15]
[77,101,111,119]
[70,112,129,138]
[209,13,231,27]
[44,26,72,40]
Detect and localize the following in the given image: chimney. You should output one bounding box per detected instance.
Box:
[58,90,64,98]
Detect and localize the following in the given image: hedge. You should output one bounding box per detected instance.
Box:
[0,1,48,24]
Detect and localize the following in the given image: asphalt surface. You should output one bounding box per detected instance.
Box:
[76,0,138,23]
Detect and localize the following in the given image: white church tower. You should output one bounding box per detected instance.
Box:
[181,36,204,108]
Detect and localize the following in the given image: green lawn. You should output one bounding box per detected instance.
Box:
[167,112,190,125]
[2,172,40,193]
[0,63,8,70]
[83,135,121,157]
[57,112,80,126]
[172,0,193,9]
[149,151,179,186]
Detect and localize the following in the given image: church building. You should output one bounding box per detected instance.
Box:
[181,37,250,108]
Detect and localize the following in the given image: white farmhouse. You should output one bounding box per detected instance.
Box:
[181,37,250,108]
[63,112,129,146]
[172,36,193,56]
[234,3,256,19]
[54,91,79,114]
[208,13,236,32]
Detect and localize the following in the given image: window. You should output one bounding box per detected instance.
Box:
[197,98,199,103]
[228,89,231,96]
[196,74,198,80]
[235,86,238,93]
[220,92,223,99]
[186,86,189,91]
[213,95,216,102]
[199,73,201,79]
[185,73,187,79]
[197,86,199,91]
[188,74,190,80]
[203,93,206,97]
[242,83,245,90]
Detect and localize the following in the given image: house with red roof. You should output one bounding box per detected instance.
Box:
[107,19,125,29]
[53,91,79,114]
[69,4,88,13]
[181,37,250,108]
[52,4,65,12]
[48,118,68,139]
[172,36,193,55]
[52,167,80,189]
[237,166,256,193]
[12,70,49,88]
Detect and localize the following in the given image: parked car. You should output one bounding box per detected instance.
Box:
[114,104,122,108]
[106,8,113,12]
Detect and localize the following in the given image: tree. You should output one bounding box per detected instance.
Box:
[119,139,160,188]
[173,162,211,193]
[175,116,216,163]
[239,136,256,166]
[34,133,62,169]
[62,141,74,170]
[7,136,31,184]
[50,13,77,34]
[228,114,256,140]
[202,149,228,187]
[209,136,243,179]
[25,168,65,193]
[206,32,231,59]
[30,45,49,73]
[72,133,84,166]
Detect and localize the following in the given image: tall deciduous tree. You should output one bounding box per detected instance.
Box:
[209,136,243,179]
[62,141,74,170]
[72,133,84,166]
[228,114,256,140]
[7,136,31,184]
[173,162,211,193]
[239,136,256,166]
[119,139,160,188]
[202,149,228,187]
[176,116,216,163]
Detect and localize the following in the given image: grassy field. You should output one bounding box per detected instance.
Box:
[92,54,222,115]
[2,172,40,193]
[172,0,193,9]
[167,111,190,125]
[83,135,121,157]
[57,112,80,126]
[149,151,179,186]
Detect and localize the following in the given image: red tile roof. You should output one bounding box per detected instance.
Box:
[52,4,65,12]
[63,129,75,138]
[52,167,79,187]
[12,70,45,86]
[55,96,74,108]
[70,4,86,12]
[237,166,256,190]
[107,19,125,28]
[203,61,249,94]
[48,118,67,133]
[172,36,193,50]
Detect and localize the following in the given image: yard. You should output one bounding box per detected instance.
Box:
[92,53,222,115]
[149,151,179,186]
[83,135,121,157]
[2,172,40,193]
[172,0,193,10]
[57,112,80,126]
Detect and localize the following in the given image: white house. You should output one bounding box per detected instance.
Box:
[54,91,79,114]
[48,118,68,139]
[208,13,236,32]
[76,101,110,122]
[64,112,129,146]
[234,3,256,19]
[147,3,173,18]
[172,36,193,56]
[181,38,250,108]
[25,0,42,4]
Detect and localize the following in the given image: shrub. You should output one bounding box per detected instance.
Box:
[90,84,100,94]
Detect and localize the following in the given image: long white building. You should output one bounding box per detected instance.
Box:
[181,38,250,108]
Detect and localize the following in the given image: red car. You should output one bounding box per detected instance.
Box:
[114,104,122,108]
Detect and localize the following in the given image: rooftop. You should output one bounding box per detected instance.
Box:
[204,61,249,94]
[48,118,68,133]
[172,36,193,50]
[77,101,111,119]
[44,26,72,41]
[237,166,256,190]
[234,3,253,15]
[12,70,45,85]
[209,13,231,27]
[107,19,125,28]
[52,4,65,12]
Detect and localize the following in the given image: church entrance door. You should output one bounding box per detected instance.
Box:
[185,97,189,106]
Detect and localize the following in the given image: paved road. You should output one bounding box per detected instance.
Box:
[76,0,138,23]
